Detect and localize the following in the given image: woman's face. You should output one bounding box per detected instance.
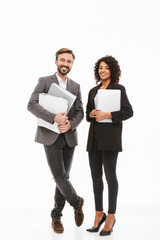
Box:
[98,61,111,81]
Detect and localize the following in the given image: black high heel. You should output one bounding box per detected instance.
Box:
[99,218,116,236]
[86,213,106,232]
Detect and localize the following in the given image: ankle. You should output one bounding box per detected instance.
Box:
[95,211,104,218]
[107,213,115,219]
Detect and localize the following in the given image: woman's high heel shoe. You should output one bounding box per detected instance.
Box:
[99,218,116,236]
[86,213,106,232]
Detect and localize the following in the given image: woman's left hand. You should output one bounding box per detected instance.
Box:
[95,111,112,121]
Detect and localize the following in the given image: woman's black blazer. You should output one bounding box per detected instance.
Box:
[86,82,133,152]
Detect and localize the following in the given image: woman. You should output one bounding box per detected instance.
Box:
[86,56,133,236]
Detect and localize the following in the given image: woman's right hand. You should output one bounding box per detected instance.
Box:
[89,109,101,118]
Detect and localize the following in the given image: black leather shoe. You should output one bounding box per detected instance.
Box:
[86,213,106,232]
[99,218,116,236]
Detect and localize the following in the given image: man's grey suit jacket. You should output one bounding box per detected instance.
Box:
[27,73,84,146]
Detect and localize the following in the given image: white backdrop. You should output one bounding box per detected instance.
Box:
[0,0,160,221]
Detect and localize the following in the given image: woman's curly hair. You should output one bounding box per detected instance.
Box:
[94,55,121,84]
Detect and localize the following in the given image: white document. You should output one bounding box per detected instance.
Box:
[37,93,68,133]
[97,89,121,123]
[48,83,76,111]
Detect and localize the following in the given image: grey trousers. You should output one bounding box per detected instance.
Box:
[44,134,80,220]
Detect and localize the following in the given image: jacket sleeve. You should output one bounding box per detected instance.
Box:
[69,84,84,130]
[86,89,93,122]
[111,86,133,124]
[27,78,56,124]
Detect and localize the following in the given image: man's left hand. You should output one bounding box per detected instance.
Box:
[58,120,71,133]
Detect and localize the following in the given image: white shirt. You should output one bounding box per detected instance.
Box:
[56,73,67,90]
[94,93,98,109]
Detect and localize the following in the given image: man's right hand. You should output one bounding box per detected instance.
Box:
[54,112,68,124]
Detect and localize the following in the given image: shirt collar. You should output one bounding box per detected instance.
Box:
[56,73,68,85]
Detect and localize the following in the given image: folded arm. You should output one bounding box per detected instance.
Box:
[27,78,67,124]
[86,86,133,123]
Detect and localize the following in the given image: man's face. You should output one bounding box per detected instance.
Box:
[55,53,74,76]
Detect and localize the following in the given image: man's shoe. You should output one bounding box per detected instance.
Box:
[51,219,64,233]
[74,197,84,227]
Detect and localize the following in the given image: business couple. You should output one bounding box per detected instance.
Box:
[27,48,133,235]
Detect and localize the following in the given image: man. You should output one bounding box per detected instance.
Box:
[27,48,84,234]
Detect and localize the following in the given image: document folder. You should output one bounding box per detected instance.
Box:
[37,93,68,133]
[97,89,121,123]
[48,83,76,111]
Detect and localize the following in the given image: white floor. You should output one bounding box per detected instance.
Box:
[0,213,159,240]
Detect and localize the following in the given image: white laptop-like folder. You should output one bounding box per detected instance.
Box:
[48,83,76,112]
[37,93,68,133]
[97,89,121,123]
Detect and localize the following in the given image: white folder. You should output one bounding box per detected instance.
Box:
[37,93,68,133]
[48,83,76,111]
[97,89,121,123]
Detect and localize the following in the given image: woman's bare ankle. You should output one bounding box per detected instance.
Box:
[95,211,104,217]
[103,213,115,231]
[94,211,104,228]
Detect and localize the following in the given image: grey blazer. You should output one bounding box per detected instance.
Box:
[27,73,84,146]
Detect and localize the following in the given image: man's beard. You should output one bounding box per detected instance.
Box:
[57,65,70,75]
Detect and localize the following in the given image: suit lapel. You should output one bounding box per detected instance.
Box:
[107,81,115,89]
[51,73,59,85]
[91,82,115,108]
[66,78,75,95]
[91,84,100,109]
[66,78,71,92]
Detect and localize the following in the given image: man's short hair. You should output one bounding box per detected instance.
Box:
[55,48,75,61]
